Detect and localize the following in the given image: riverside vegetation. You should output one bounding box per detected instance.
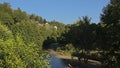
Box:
[0,0,120,68]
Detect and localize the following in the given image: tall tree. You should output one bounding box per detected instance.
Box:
[101,0,120,25]
[100,0,120,68]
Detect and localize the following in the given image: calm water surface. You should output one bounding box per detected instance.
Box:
[49,55,67,68]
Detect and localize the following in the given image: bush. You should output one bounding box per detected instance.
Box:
[0,23,50,68]
[0,36,50,68]
[56,43,75,55]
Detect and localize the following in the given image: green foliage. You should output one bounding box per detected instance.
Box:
[29,14,46,24]
[56,43,75,56]
[0,1,120,68]
[101,0,120,25]
[0,36,50,68]
[0,2,12,14]
[0,23,50,68]
[0,4,51,67]
[49,20,66,40]
[64,44,75,55]
[0,12,14,26]
[60,14,120,68]
[0,22,12,40]
[100,0,120,68]
[11,20,48,49]
[13,8,29,23]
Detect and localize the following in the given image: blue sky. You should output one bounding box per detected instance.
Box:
[0,0,109,24]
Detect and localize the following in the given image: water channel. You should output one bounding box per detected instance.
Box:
[49,55,67,68]
[49,43,68,68]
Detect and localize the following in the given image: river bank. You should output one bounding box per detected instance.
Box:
[48,49,102,68]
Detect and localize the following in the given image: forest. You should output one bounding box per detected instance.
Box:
[0,0,120,68]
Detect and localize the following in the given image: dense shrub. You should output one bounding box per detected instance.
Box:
[0,23,50,68]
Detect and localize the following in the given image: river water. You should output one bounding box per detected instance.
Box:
[49,55,67,68]
[48,43,68,68]
[48,43,101,68]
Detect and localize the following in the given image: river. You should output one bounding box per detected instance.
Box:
[49,55,67,68]
[48,43,67,68]
[48,43,101,68]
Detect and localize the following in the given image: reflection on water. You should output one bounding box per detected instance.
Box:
[49,55,67,68]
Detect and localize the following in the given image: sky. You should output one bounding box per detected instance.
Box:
[0,0,110,24]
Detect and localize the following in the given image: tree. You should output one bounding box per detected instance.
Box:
[0,21,50,68]
[0,12,14,27]
[101,0,120,25]
[62,16,96,63]
[48,20,66,41]
[100,0,120,68]
[11,20,47,49]
[29,14,46,24]
[13,8,29,23]
[0,2,13,14]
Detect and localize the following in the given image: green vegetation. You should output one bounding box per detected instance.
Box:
[0,23,50,68]
[55,0,120,68]
[0,2,51,68]
[0,0,120,68]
